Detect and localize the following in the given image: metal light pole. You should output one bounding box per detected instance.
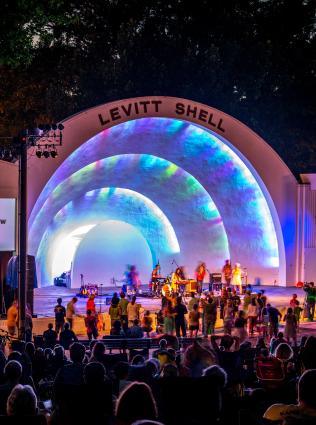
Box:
[13,126,64,340]
[17,133,28,339]
[1,126,64,339]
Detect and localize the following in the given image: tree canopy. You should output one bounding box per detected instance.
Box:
[0,0,316,177]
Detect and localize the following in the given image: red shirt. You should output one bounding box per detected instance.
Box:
[85,315,97,333]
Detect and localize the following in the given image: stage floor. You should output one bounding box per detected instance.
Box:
[34,284,304,317]
[28,285,316,337]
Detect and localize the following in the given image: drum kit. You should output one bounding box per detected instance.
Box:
[152,277,197,297]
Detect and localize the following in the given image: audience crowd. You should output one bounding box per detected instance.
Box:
[0,286,315,425]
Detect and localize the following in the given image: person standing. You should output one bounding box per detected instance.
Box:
[204,296,217,336]
[25,306,33,343]
[127,295,140,327]
[43,323,58,348]
[304,282,316,321]
[86,294,96,314]
[151,264,161,294]
[231,289,241,318]
[232,310,248,343]
[141,310,153,337]
[84,309,98,341]
[267,303,282,338]
[188,292,199,312]
[195,262,206,294]
[222,260,232,287]
[174,296,188,337]
[7,301,18,336]
[118,292,129,332]
[283,307,297,346]
[231,263,242,294]
[223,299,234,335]
[59,322,78,350]
[109,301,121,326]
[247,298,259,336]
[189,303,200,337]
[66,297,78,330]
[54,298,66,334]
[163,300,175,335]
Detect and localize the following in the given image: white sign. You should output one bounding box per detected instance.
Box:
[0,198,16,251]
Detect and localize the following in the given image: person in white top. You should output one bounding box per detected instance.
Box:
[263,369,316,422]
[127,295,140,327]
[66,297,78,330]
[247,298,259,335]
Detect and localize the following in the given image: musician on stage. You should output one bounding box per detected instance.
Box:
[222,259,232,287]
[126,265,141,293]
[151,263,161,293]
[231,263,243,294]
[195,262,206,294]
[171,266,186,294]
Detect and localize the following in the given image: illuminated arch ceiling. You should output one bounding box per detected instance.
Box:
[29,117,280,286]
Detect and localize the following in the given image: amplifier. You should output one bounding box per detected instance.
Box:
[210,273,222,283]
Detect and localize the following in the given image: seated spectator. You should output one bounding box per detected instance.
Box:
[152,339,175,367]
[51,345,69,377]
[110,320,126,337]
[255,337,268,356]
[145,358,160,378]
[0,349,6,383]
[59,322,78,350]
[32,348,46,386]
[203,365,228,411]
[24,342,35,366]
[152,338,167,358]
[81,362,113,422]
[141,311,153,337]
[263,369,316,422]
[7,351,34,389]
[89,341,106,364]
[274,342,294,363]
[113,361,131,395]
[0,360,22,414]
[6,384,37,416]
[203,364,228,388]
[131,355,145,366]
[160,363,178,377]
[54,342,86,387]
[127,319,144,338]
[115,382,158,425]
[184,338,216,377]
[299,335,316,371]
[270,331,286,354]
[131,421,164,425]
[43,323,58,349]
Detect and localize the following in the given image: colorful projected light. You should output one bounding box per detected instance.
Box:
[29,117,280,286]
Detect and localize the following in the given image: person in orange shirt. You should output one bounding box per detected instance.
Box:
[86,294,96,314]
[7,300,18,336]
[195,262,206,294]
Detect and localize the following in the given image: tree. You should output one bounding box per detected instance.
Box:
[0,0,315,176]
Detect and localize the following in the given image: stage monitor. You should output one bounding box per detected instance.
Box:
[0,198,16,251]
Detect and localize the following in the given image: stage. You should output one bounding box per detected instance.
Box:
[29,284,316,337]
[33,284,303,318]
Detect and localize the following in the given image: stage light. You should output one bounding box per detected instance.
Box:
[58,123,64,130]
[43,147,50,158]
[52,124,57,130]
[35,150,42,158]
[50,149,58,158]
[45,124,51,131]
